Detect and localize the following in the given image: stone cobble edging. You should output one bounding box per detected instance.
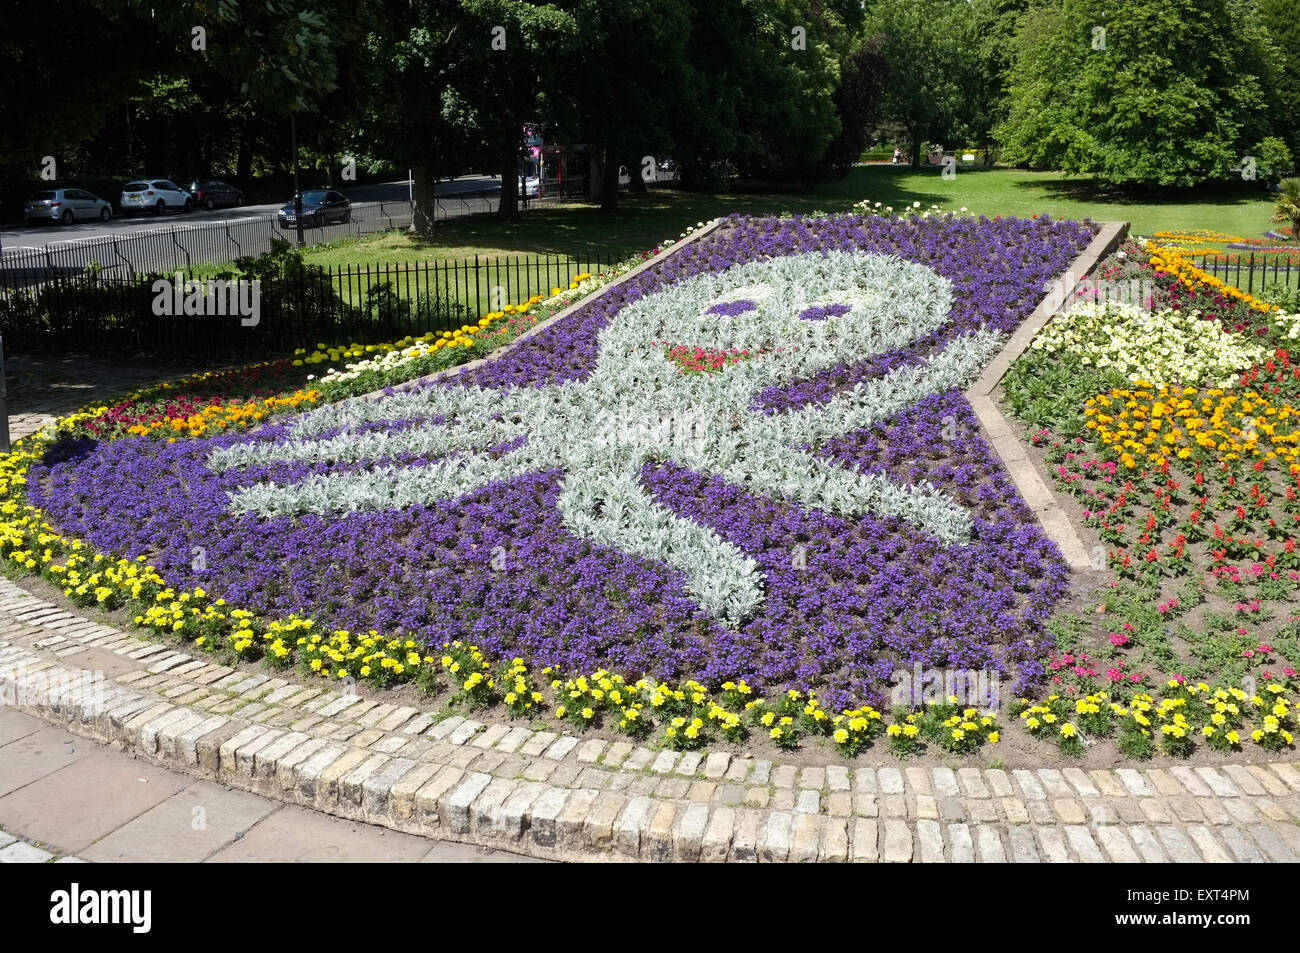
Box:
[964,220,1130,570]
[3,579,1300,862]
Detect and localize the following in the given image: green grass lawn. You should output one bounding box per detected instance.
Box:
[849,164,1281,238]
[298,165,1284,268]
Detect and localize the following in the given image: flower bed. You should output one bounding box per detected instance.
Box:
[1005,234,1300,757]
[20,212,1092,714]
[12,209,1300,762]
[65,212,1300,765]
[1030,301,1272,388]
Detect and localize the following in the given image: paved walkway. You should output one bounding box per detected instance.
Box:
[4,353,207,442]
[0,706,535,863]
[4,577,1300,863]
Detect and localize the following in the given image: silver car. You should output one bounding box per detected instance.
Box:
[119,179,194,216]
[23,188,112,225]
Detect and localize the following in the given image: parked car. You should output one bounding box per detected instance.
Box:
[277,190,351,229]
[519,175,540,198]
[23,188,112,225]
[187,179,243,210]
[119,180,194,216]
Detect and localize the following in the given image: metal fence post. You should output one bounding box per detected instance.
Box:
[111,237,133,280]
[171,229,191,273]
[0,335,10,453]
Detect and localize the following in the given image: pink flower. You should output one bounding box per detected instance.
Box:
[1109,632,1129,647]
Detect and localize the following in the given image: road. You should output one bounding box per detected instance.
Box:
[0,176,501,255]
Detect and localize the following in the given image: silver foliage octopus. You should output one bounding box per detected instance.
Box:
[212,251,1008,625]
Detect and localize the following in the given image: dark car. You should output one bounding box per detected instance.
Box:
[188,179,243,210]
[277,190,351,229]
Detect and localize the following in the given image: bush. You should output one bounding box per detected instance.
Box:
[1254,137,1296,182]
[1261,282,1300,311]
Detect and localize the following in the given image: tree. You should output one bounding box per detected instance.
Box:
[997,0,1275,187]
[358,1,459,231]
[1257,0,1300,170]
[961,0,1033,164]
[819,38,890,177]
[457,0,577,219]
[551,0,692,211]
[0,0,171,180]
[360,0,574,230]
[865,0,977,168]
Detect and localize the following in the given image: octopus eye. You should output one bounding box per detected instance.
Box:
[700,282,773,318]
[705,299,758,317]
[798,303,852,321]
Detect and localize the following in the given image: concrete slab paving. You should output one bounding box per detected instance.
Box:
[0,725,94,798]
[0,707,46,747]
[0,841,54,863]
[204,803,444,863]
[0,750,188,852]
[81,780,279,863]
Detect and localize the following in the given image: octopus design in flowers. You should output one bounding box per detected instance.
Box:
[212,250,1008,625]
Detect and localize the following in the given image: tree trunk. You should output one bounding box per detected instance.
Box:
[600,144,619,212]
[411,165,437,235]
[236,118,253,186]
[589,151,605,202]
[627,153,647,194]
[498,135,520,219]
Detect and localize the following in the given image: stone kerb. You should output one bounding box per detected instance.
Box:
[964,221,1130,569]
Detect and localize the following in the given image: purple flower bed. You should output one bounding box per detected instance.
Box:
[29,213,1093,705]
